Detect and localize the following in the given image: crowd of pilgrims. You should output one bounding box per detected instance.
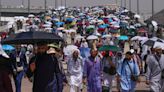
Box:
[0,6,164,92]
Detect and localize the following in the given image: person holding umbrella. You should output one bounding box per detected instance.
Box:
[102,51,117,92]
[26,43,61,92]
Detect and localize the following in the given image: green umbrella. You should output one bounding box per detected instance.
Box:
[98,45,121,52]
[86,25,95,33]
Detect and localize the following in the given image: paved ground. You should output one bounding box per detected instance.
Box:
[11,62,150,92]
[12,76,150,92]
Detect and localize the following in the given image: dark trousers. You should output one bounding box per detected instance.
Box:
[13,71,24,92]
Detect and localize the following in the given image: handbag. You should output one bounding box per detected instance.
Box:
[102,86,109,92]
[126,61,139,82]
[108,66,117,75]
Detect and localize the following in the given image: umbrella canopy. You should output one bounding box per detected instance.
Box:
[131,36,148,41]
[150,37,164,42]
[63,45,78,56]
[98,45,121,52]
[2,45,15,51]
[118,35,129,40]
[87,35,98,40]
[75,35,84,40]
[153,42,164,49]
[143,40,162,47]
[2,31,63,44]
[102,34,112,38]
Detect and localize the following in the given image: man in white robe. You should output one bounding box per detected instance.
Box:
[145,47,164,92]
[67,49,83,92]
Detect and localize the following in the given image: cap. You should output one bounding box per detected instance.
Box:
[47,43,60,49]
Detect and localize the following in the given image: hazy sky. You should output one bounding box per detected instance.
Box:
[2,0,164,15]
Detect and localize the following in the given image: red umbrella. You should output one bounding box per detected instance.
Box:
[138,28,147,33]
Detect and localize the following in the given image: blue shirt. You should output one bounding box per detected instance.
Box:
[117,59,140,90]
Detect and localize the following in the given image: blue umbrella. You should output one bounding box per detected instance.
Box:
[2,45,15,51]
[66,18,73,22]
[55,22,64,27]
[118,35,129,40]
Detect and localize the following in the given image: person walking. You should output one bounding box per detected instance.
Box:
[102,51,117,92]
[0,55,13,92]
[67,49,83,92]
[83,49,103,92]
[26,43,61,92]
[145,46,164,92]
[10,45,27,92]
[117,51,140,92]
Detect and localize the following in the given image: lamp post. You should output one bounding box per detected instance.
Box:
[129,0,131,11]
[55,0,58,8]
[61,0,63,6]
[65,0,66,8]
[124,0,126,8]
[152,0,154,19]
[22,0,24,7]
[137,0,139,14]
[121,0,123,8]
[45,0,47,12]
[0,0,1,26]
[28,0,30,15]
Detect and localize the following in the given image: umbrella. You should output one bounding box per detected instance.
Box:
[2,45,15,51]
[143,40,157,46]
[57,27,65,31]
[0,44,9,58]
[118,35,129,40]
[2,31,63,44]
[87,35,98,40]
[55,22,65,27]
[131,36,148,41]
[93,32,101,36]
[138,29,147,33]
[63,45,78,56]
[134,14,141,19]
[150,37,164,42]
[153,42,164,49]
[43,24,52,28]
[102,34,112,38]
[75,35,84,40]
[68,29,76,33]
[28,14,35,18]
[98,45,121,52]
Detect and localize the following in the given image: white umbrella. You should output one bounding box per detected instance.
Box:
[87,35,98,40]
[151,21,158,27]
[57,27,65,31]
[131,36,148,41]
[134,14,141,19]
[102,34,112,38]
[153,42,164,49]
[68,29,76,33]
[28,14,35,18]
[43,24,52,28]
[150,37,164,42]
[93,32,101,36]
[75,35,84,40]
[63,45,78,56]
